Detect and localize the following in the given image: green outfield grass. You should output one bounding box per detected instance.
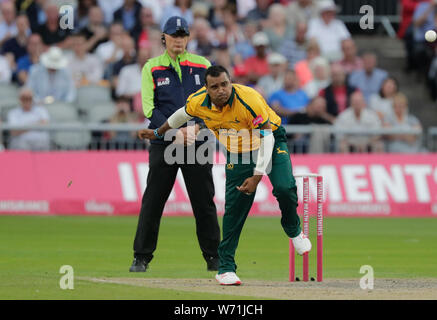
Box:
[0,215,436,299]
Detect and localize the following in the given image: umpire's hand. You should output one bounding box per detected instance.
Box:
[138,129,156,140]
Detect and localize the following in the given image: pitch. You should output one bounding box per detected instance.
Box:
[0,216,436,299]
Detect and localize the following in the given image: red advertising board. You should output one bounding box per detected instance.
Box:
[1,151,436,217]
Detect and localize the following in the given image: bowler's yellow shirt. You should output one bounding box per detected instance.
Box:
[185,84,281,153]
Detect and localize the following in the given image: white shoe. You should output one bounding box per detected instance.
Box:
[291,231,312,255]
[215,272,242,285]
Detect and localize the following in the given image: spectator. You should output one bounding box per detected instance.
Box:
[385,93,423,153]
[211,43,232,71]
[269,68,310,124]
[7,87,50,151]
[288,96,334,153]
[319,63,357,117]
[0,54,12,83]
[187,18,217,60]
[80,6,109,53]
[97,0,123,25]
[368,76,399,123]
[348,52,388,102]
[95,22,125,72]
[131,6,160,49]
[246,0,271,24]
[294,39,321,88]
[412,0,437,76]
[236,0,257,20]
[279,21,308,69]
[160,0,194,29]
[256,52,287,99]
[27,46,76,103]
[243,31,270,84]
[207,0,227,29]
[338,38,363,74]
[75,0,98,30]
[263,4,294,52]
[191,1,209,20]
[116,47,151,98]
[289,96,334,125]
[285,0,319,28]
[113,0,142,33]
[106,96,139,148]
[147,28,165,57]
[232,19,256,61]
[16,33,44,86]
[216,3,245,50]
[35,2,72,48]
[399,0,423,39]
[1,14,31,68]
[335,91,383,153]
[21,0,46,33]
[66,33,104,87]
[138,0,167,23]
[0,1,17,46]
[398,0,422,72]
[307,0,351,62]
[111,34,136,94]
[303,56,331,98]
[232,64,251,86]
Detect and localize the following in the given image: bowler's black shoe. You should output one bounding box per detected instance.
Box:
[129,257,149,272]
[205,256,219,271]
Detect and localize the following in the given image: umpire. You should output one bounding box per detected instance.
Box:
[130,16,220,272]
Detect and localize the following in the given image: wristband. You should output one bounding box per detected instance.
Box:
[154,128,164,139]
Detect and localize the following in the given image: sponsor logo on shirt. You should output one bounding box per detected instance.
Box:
[157,77,170,86]
[252,115,264,127]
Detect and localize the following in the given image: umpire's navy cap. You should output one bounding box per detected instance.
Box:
[163,16,190,36]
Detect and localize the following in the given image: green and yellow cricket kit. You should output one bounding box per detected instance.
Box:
[186,84,302,274]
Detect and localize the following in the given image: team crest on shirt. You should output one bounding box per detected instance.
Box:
[157,77,170,86]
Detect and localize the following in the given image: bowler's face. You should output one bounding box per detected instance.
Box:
[206,72,233,107]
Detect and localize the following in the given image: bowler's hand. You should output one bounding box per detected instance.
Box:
[175,125,199,146]
[138,129,156,140]
[237,175,262,195]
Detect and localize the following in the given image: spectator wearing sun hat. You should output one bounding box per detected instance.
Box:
[26,46,76,104]
[307,0,351,62]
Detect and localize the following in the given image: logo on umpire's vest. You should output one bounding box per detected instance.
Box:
[226,163,234,170]
[157,77,170,86]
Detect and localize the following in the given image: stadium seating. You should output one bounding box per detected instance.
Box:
[52,122,92,150]
[44,102,79,123]
[86,103,117,123]
[0,84,19,121]
[76,85,112,114]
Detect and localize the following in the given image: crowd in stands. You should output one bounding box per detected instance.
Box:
[0,0,428,153]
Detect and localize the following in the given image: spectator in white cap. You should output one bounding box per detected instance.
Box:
[307,0,351,62]
[243,31,270,84]
[256,52,287,99]
[27,46,76,104]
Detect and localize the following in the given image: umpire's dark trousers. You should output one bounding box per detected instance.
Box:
[133,143,220,263]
